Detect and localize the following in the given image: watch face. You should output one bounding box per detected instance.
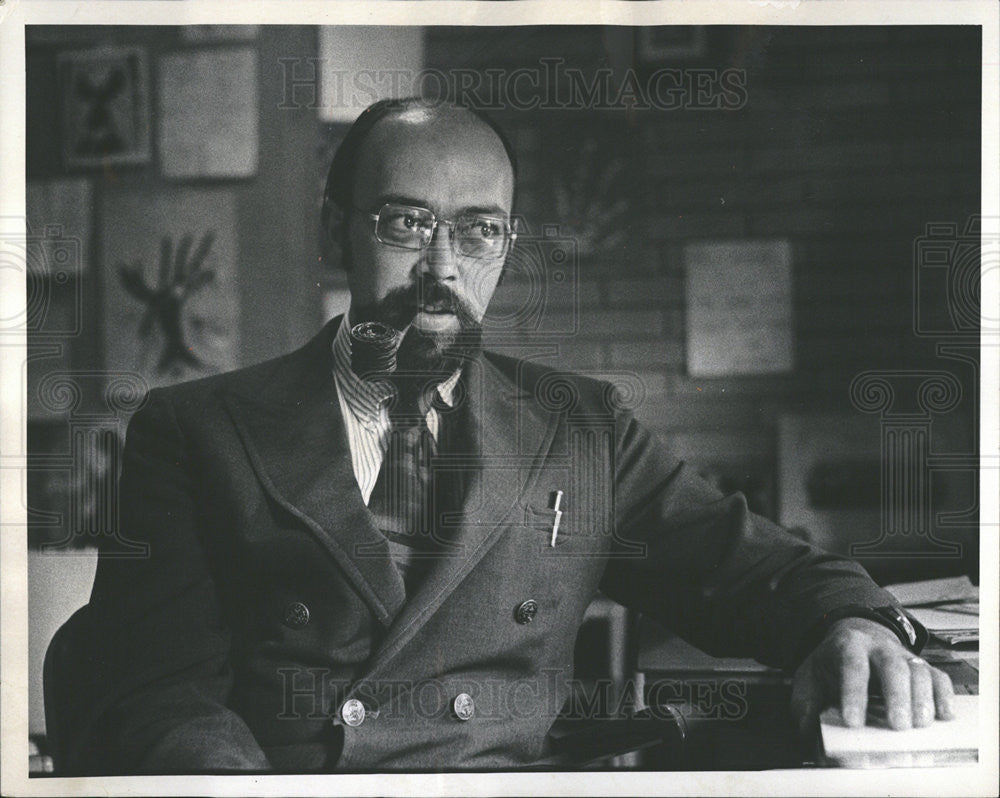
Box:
[899,613,918,646]
[879,607,919,647]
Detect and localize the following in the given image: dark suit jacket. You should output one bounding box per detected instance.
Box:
[74,317,896,773]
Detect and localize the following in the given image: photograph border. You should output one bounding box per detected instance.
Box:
[2,2,997,797]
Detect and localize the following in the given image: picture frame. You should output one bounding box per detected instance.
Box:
[636,26,707,61]
[100,187,240,390]
[57,45,151,168]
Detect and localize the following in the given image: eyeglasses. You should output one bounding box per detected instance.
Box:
[357,202,516,260]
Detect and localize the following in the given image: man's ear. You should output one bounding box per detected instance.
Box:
[496,216,518,288]
[322,204,350,271]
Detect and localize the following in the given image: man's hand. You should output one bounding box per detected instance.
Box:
[790,617,955,735]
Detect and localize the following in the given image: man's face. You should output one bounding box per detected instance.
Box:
[345,109,515,369]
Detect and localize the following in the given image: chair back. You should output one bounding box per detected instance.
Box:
[43,604,92,773]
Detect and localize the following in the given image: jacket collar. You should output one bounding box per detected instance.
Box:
[363,345,559,678]
[331,311,462,430]
[222,317,407,625]
[222,317,560,648]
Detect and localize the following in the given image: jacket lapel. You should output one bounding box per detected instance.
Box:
[363,351,561,678]
[223,318,407,627]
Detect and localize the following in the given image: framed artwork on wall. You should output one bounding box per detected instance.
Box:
[100,187,240,390]
[684,239,794,377]
[25,178,92,276]
[26,420,120,551]
[178,25,261,44]
[158,48,259,179]
[636,26,707,61]
[57,45,151,168]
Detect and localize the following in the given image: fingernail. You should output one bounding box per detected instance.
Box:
[890,709,911,729]
[939,701,954,720]
[844,707,863,726]
[915,705,933,726]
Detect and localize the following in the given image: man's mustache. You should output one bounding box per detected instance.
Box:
[414,281,459,313]
[358,281,476,331]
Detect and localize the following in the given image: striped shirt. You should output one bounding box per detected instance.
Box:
[331,315,462,504]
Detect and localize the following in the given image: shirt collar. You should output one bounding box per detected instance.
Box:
[332,313,462,426]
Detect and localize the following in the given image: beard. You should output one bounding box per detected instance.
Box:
[351,279,484,378]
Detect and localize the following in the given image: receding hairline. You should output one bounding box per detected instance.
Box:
[360,104,515,173]
[321,98,519,240]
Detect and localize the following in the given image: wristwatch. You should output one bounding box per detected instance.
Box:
[819,605,928,653]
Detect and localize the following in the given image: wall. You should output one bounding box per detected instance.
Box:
[425,25,980,575]
[26,25,323,396]
[25,24,979,557]
[25,25,323,736]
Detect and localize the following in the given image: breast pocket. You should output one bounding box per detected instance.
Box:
[517,493,609,559]
[521,502,570,548]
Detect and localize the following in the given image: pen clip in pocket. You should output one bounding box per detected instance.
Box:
[522,498,568,546]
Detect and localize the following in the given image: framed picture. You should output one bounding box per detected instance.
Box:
[100,187,240,389]
[158,48,259,178]
[26,420,120,551]
[57,45,151,168]
[26,178,92,276]
[178,25,261,44]
[685,240,794,377]
[637,26,707,61]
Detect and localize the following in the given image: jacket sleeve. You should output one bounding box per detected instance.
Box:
[80,388,271,773]
[598,410,900,671]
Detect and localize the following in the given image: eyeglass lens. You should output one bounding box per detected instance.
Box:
[375,203,509,258]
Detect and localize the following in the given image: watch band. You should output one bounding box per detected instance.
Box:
[794,604,929,667]
[820,605,928,653]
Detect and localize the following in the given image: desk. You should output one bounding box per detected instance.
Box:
[634,617,979,770]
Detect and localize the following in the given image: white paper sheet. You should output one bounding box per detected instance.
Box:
[885,576,979,606]
[821,695,979,768]
[25,178,92,274]
[684,239,793,376]
[158,48,259,178]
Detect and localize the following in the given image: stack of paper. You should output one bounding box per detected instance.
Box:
[820,695,979,768]
[885,576,979,646]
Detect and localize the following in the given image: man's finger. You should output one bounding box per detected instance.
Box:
[838,648,870,728]
[790,663,824,735]
[873,649,912,730]
[930,665,956,721]
[908,657,934,727]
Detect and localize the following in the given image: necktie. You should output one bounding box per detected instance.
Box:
[367,387,442,596]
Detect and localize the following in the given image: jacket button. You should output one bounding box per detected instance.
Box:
[340,698,366,727]
[453,693,475,721]
[282,601,310,629]
[514,599,539,624]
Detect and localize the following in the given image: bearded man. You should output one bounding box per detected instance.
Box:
[70,98,953,774]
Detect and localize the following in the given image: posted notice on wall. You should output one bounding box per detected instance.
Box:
[158,48,259,178]
[684,239,794,376]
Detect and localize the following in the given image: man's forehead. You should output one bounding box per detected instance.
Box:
[370,105,505,153]
[355,109,514,211]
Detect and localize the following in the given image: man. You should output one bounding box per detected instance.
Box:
[72,98,953,773]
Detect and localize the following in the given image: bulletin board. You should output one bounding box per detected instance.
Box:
[684,239,794,376]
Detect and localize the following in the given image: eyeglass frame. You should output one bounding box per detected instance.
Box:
[353,202,517,260]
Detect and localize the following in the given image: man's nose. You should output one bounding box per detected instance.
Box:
[420,223,459,281]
